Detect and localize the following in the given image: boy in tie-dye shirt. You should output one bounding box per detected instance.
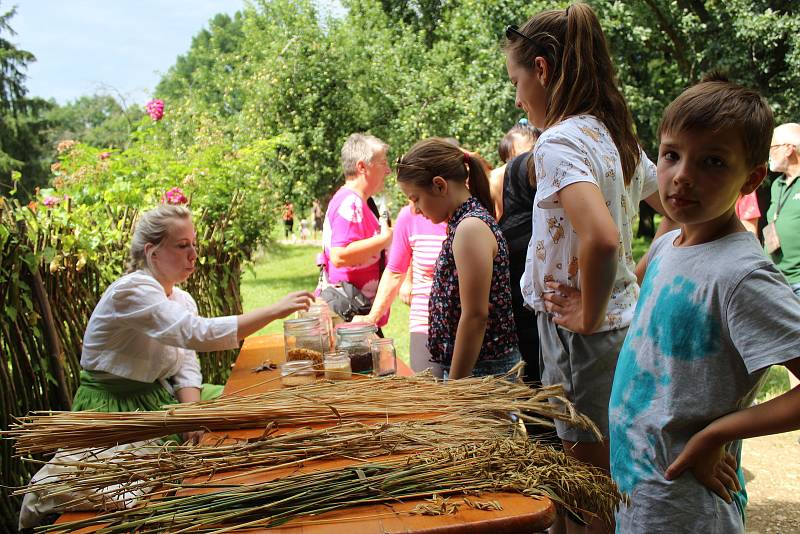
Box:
[610,74,800,532]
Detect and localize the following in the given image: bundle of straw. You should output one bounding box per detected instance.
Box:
[40,439,625,533]
[6,372,598,454]
[17,412,524,509]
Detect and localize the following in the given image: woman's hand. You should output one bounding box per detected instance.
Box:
[351,314,376,325]
[271,291,315,319]
[542,281,591,334]
[665,428,740,503]
[399,278,412,305]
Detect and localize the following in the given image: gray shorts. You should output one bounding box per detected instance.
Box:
[537,312,627,442]
[410,332,444,378]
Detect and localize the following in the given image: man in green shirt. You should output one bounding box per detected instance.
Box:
[767,122,800,391]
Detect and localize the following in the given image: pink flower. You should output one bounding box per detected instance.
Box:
[145,99,165,121]
[162,186,188,205]
[43,196,60,208]
[99,152,111,160]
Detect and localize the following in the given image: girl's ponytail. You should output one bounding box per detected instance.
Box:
[504,3,640,184]
[464,152,495,220]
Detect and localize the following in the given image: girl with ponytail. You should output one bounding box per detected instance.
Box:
[396,138,520,379]
[505,3,672,532]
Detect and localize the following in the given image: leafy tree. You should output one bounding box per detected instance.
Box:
[44,94,142,150]
[595,0,800,156]
[0,5,52,196]
[156,12,247,117]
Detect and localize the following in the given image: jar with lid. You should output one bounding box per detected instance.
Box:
[335,323,378,374]
[280,360,316,387]
[283,317,324,369]
[370,338,397,377]
[323,350,352,380]
[299,302,334,351]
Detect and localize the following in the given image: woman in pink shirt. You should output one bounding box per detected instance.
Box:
[354,204,446,376]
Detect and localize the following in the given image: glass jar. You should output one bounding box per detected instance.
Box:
[323,350,352,381]
[370,338,397,377]
[280,360,317,387]
[335,323,378,374]
[283,317,324,369]
[299,302,334,351]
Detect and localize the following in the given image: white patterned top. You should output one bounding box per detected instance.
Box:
[521,115,658,332]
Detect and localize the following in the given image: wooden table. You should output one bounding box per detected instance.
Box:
[56,334,554,533]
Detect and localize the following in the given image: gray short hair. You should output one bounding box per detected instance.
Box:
[341,133,389,178]
[127,204,192,273]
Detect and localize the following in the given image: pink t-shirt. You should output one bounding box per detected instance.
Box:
[735,191,760,221]
[386,206,446,334]
[322,186,384,319]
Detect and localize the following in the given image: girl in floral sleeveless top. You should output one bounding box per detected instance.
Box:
[396,138,520,379]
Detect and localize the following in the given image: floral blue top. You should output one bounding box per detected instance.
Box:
[427,197,518,365]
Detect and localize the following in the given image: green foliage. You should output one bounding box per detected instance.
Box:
[595,0,800,155]
[0,6,54,198]
[44,94,143,151]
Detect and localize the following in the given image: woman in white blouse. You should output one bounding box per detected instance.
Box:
[75,204,313,434]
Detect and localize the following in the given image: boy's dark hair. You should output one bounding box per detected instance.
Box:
[659,72,774,168]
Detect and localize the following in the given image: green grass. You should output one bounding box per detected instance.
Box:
[757,366,791,402]
[241,242,411,365]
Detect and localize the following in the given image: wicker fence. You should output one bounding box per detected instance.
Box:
[0,199,245,530]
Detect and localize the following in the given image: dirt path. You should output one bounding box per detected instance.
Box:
[743,428,800,533]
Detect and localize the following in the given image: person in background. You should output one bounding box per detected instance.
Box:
[490,120,540,220]
[766,123,800,297]
[353,201,447,377]
[320,133,393,326]
[281,201,294,240]
[312,198,324,239]
[299,218,311,242]
[396,138,520,379]
[609,73,800,534]
[77,204,314,443]
[765,122,800,392]
[505,5,672,531]
[496,137,541,385]
[735,191,761,237]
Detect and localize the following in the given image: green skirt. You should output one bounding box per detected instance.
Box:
[72,370,224,443]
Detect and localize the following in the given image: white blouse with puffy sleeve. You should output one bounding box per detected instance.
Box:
[80,270,239,388]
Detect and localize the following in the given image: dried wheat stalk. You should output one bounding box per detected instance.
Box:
[39,439,625,534]
[5,368,598,454]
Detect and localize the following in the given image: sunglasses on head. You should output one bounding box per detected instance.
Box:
[396,156,427,171]
[505,25,536,45]
[505,25,549,59]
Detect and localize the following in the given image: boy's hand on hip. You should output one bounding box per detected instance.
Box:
[543,282,588,334]
[665,429,741,504]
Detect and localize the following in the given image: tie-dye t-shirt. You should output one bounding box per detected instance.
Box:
[521,115,658,333]
[610,230,800,533]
